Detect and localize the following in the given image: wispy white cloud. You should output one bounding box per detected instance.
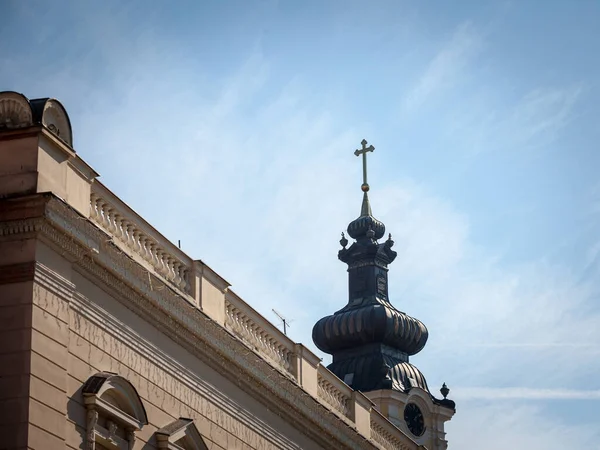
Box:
[449,401,600,449]
[507,85,583,149]
[456,387,600,400]
[402,22,483,111]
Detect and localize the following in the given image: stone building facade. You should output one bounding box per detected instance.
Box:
[0,91,453,450]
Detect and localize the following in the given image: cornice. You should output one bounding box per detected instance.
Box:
[0,124,42,141]
[0,194,378,450]
[34,261,76,301]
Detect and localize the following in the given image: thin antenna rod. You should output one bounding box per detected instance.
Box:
[272,309,291,335]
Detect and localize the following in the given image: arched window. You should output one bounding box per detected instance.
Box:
[82,372,148,450]
[156,418,208,450]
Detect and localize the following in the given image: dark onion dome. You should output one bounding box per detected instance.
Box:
[347,192,385,240]
[312,139,443,399]
[312,303,428,356]
[329,355,429,393]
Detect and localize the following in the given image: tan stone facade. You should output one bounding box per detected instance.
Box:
[0,92,439,449]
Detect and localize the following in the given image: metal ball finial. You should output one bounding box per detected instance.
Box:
[361,183,370,192]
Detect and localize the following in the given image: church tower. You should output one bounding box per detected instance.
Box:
[312,140,456,449]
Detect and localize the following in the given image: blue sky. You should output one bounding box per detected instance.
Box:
[2,1,599,447]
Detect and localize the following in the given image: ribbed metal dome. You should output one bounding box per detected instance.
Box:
[312,303,428,356]
[347,210,386,240]
[329,356,429,393]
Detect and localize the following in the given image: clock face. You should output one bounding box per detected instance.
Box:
[404,403,425,437]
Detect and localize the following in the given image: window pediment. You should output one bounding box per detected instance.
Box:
[82,372,147,450]
[156,418,208,450]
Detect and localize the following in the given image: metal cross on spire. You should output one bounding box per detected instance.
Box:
[354,139,375,193]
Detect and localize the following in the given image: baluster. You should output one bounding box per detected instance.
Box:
[112,213,123,239]
[228,307,237,329]
[164,254,174,278]
[131,229,142,252]
[138,236,150,261]
[165,256,176,282]
[124,222,135,248]
[171,260,182,286]
[161,251,172,277]
[178,265,188,291]
[241,317,250,340]
[256,328,264,349]
[247,320,256,344]
[272,340,281,363]
[241,314,249,338]
[145,240,156,267]
[280,347,286,369]
[96,200,106,226]
[97,201,108,229]
[104,206,115,232]
[237,312,245,334]
[158,252,168,278]
[155,249,167,276]
[152,248,161,275]
[90,194,99,220]
[147,238,157,263]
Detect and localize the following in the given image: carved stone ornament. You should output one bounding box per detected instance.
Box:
[86,409,99,450]
[0,92,32,129]
[41,99,72,145]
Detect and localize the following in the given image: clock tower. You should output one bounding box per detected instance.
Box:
[312,140,456,448]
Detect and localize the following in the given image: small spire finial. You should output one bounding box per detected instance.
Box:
[340,232,348,248]
[440,382,450,399]
[354,139,375,193]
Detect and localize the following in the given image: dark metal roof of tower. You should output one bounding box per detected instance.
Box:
[312,139,435,395]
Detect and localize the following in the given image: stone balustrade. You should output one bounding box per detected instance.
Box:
[90,182,192,295]
[317,366,352,419]
[224,291,296,377]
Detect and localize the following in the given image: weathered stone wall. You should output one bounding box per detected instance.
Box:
[28,239,320,450]
[67,272,325,450]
